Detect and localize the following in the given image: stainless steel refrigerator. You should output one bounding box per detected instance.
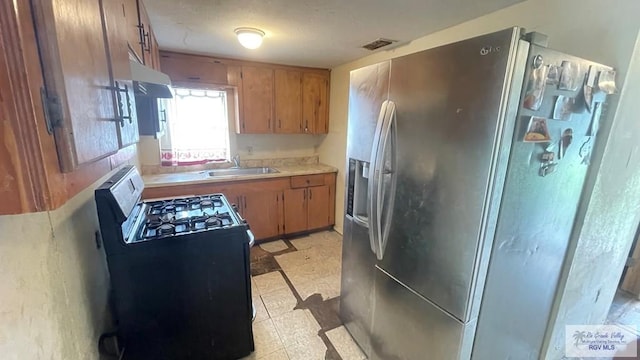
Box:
[341,27,613,359]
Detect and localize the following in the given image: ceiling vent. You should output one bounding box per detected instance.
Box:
[362,38,397,51]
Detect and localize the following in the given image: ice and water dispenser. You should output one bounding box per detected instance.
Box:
[346,158,370,227]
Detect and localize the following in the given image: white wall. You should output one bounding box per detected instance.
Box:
[319,0,640,238]
[0,167,132,359]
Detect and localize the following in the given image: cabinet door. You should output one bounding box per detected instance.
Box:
[307,185,330,230]
[160,53,229,86]
[137,0,152,66]
[284,188,307,234]
[101,0,139,148]
[302,72,329,134]
[123,0,142,62]
[242,192,280,240]
[222,190,243,215]
[33,0,120,171]
[275,69,302,133]
[241,66,274,133]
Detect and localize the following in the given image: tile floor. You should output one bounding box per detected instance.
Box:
[247,233,640,360]
[242,231,366,360]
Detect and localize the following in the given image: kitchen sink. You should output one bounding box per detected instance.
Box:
[208,167,279,177]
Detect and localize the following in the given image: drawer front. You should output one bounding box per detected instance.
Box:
[290,174,325,188]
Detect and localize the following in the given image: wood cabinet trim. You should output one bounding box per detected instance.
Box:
[160,50,331,75]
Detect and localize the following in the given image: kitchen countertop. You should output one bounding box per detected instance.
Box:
[143,164,338,188]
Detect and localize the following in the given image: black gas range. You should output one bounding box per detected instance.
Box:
[95,166,255,360]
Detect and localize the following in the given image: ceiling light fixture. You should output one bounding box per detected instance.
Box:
[234,27,265,49]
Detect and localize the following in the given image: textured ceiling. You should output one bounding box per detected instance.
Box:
[146,0,523,68]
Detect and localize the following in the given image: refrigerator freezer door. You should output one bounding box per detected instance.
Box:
[377,28,522,322]
[346,61,391,162]
[340,217,376,356]
[341,59,392,357]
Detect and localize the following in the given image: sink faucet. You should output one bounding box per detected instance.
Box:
[231,154,240,168]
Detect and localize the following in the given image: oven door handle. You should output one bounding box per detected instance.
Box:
[247,230,255,247]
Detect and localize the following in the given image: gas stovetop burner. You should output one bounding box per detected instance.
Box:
[147,213,175,226]
[136,194,239,241]
[205,216,223,227]
[157,223,176,235]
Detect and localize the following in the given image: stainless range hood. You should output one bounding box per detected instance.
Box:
[130,60,173,98]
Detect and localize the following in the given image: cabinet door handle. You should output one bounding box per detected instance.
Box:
[136,24,144,46]
[124,84,133,124]
[243,196,247,210]
[309,189,312,199]
[115,87,125,127]
[303,189,307,200]
[109,81,129,126]
[143,29,151,52]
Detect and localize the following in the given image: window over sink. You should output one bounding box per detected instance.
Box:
[160,88,230,166]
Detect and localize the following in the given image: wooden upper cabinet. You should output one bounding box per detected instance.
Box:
[101,0,139,148]
[159,52,229,86]
[123,0,142,62]
[275,69,302,133]
[0,0,141,215]
[124,0,159,68]
[155,50,329,134]
[32,0,121,171]
[240,66,274,133]
[137,0,154,67]
[302,72,329,134]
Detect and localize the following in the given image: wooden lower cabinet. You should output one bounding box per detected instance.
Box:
[240,191,281,240]
[307,185,331,230]
[283,188,308,234]
[283,185,332,234]
[142,173,336,241]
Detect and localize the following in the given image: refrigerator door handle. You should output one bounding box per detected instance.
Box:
[368,101,389,255]
[369,100,395,259]
[377,101,397,260]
